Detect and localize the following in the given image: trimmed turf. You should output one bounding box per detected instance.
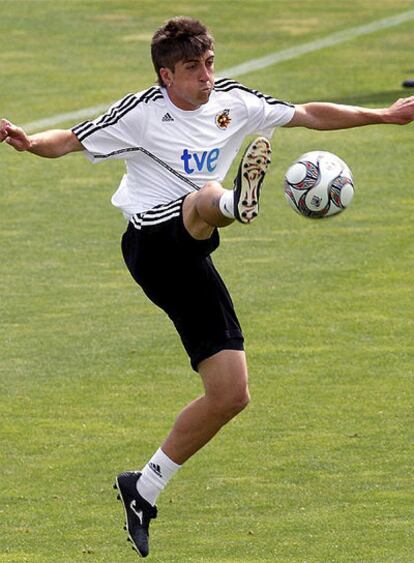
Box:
[1,1,413,561]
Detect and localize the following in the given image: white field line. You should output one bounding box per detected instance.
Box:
[22,9,414,133]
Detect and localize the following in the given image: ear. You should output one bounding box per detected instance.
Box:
[160,67,174,88]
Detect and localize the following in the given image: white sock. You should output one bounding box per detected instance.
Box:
[219,189,235,219]
[137,448,181,506]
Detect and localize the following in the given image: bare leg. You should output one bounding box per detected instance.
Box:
[161,350,250,465]
[182,181,233,240]
[163,184,249,464]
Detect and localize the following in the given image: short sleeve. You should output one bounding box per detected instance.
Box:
[244,88,295,136]
[71,93,143,162]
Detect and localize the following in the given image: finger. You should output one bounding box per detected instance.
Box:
[0,119,12,133]
[5,136,26,151]
[3,123,25,142]
[0,119,9,141]
[0,121,15,142]
[4,123,18,136]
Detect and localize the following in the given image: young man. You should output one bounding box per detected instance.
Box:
[2,16,414,559]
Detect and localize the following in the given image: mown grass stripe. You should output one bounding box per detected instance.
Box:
[22,10,414,133]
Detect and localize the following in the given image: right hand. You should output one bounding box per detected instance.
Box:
[0,119,31,151]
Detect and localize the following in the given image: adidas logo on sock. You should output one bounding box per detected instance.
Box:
[162,112,174,122]
[149,462,163,478]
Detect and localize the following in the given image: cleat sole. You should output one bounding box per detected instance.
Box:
[232,136,272,224]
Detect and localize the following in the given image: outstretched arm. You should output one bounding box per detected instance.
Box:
[285,96,414,130]
[0,119,83,157]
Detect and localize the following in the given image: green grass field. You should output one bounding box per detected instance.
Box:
[1,1,414,561]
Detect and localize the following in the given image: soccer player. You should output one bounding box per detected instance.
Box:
[2,16,414,559]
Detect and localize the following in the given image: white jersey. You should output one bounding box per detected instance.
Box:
[72,78,295,218]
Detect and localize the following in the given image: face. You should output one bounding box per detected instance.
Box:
[160,49,215,111]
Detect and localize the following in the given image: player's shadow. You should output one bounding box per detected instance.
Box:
[307,89,408,107]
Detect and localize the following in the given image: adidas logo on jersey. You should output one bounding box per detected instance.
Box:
[162,112,174,122]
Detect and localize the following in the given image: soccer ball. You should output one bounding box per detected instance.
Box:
[284,151,354,218]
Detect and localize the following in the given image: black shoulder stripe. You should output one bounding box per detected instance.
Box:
[72,120,90,136]
[72,93,136,137]
[214,77,239,88]
[214,78,293,107]
[95,93,136,127]
[140,87,161,103]
[72,87,163,142]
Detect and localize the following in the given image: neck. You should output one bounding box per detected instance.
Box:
[165,87,202,111]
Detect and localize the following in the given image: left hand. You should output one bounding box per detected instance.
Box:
[384,96,414,125]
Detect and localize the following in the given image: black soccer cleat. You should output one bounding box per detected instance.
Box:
[233,136,272,223]
[114,471,157,558]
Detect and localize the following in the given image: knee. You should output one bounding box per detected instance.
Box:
[232,387,251,416]
[211,386,250,422]
[225,387,250,420]
[200,350,251,422]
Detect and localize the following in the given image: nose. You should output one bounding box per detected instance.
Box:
[199,63,211,82]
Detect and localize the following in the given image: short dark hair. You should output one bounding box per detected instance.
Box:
[151,17,214,86]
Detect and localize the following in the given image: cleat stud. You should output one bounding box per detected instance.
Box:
[113,483,117,490]
[241,211,247,217]
[124,525,127,531]
[242,199,248,205]
[252,212,257,217]
[117,494,121,501]
[252,200,257,205]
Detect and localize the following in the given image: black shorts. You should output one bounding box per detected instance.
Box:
[121,196,244,371]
